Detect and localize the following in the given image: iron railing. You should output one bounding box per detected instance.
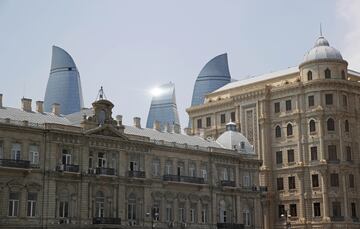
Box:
[217,223,244,229]
[96,167,116,176]
[92,217,121,224]
[0,159,30,168]
[220,180,236,187]
[56,164,79,173]
[163,174,205,184]
[128,170,145,178]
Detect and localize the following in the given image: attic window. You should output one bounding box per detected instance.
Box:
[240,142,245,149]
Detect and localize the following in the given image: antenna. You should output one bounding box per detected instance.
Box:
[320,23,323,37]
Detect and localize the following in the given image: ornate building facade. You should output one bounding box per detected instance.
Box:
[187,35,360,228]
[0,92,264,228]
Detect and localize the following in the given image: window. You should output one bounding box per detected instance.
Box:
[243,174,251,187]
[288,176,296,189]
[177,162,184,176]
[312,174,319,187]
[310,146,318,161]
[166,204,173,222]
[152,159,160,177]
[351,203,357,218]
[62,150,72,165]
[8,192,20,217]
[278,205,285,218]
[95,191,105,218]
[288,176,296,190]
[59,201,69,218]
[29,145,39,165]
[165,161,172,175]
[276,151,283,164]
[128,194,136,222]
[220,114,226,124]
[190,207,196,223]
[189,163,196,177]
[285,100,292,111]
[277,177,284,190]
[308,95,315,107]
[287,149,294,163]
[0,142,3,159]
[97,153,106,168]
[275,126,281,138]
[11,143,21,160]
[330,173,339,187]
[309,120,316,132]
[152,205,160,221]
[327,118,335,131]
[197,119,202,129]
[325,94,333,105]
[290,204,297,217]
[341,70,346,79]
[314,202,321,217]
[201,166,208,181]
[231,112,235,122]
[27,192,37,217]
[328,145,337,161]
[88,152,93,169]
[343,95,348,107]
[222,168,229,181]
[287,124,293,136]
[332,202,341,217]
[349,174,355,188]
[179,207,185,222]
[243,210,251,226]
[201,206,208,223]
[325,68,331,79]
[274,102,280,113]
[307,71,313,81]
[345,120,349,132]
[206,117,211,127]
[346,146,352,161]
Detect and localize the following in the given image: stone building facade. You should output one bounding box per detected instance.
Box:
[0,94,264,228]
[187,36,360,228]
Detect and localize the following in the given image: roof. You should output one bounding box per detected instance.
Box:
[302,36,343,64]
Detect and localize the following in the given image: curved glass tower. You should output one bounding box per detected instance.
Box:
[146,82,180,130]
[44,46,84,115]
[190,53,231,106]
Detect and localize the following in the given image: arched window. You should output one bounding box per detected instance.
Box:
[341,70,346,79]
[307,71,313,81]
[128,193,137,223]
[95,191,105,217]
[325,68,331,79]
[287,123,293,136]
[327,118,335,131]
[345,120,349,132]
[309,120,316,132]
[243,209,251,226]
[275,125,281,138]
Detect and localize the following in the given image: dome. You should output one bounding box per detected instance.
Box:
[216,122,255,154]
[302,36,343,64]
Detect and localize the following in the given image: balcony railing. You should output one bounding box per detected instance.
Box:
[217,223,244,229]
[259,186,268,192]
[96,167,116,176]
[220,180,236,187]
[163,174,205,184]
[0,159,30,168]
[92,217,121,224]
[330,216,344,221]
[328,159,340,164]
[56,164,79,173]
[128,170,145,178]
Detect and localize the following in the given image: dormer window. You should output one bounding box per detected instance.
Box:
[98,110,106,125]
[341,70,346,79]
[240,142,245,149]
[325,68,331,79]
[307,71,313,81]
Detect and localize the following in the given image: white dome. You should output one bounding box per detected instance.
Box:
[302,36,343,64]
[216,122,255,154]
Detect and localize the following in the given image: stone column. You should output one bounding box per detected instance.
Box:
[79,181,89,223]
[296,173,305,220]
[236,196,241,223]
[342,172,349,220]
[319,116,326,161]
[321,170,330,221]
[338,119,344,161]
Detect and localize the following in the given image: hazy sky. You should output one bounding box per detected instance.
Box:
[0,0,359,129]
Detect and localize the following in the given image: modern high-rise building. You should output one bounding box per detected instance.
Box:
[146,82,181,132]
[187,35,360,228]
[44,46,84,115]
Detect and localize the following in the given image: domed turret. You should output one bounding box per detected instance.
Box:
[302,36,343,64]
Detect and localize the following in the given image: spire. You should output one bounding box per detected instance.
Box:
[320,23,323,37]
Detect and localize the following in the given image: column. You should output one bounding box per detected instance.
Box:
[197,200,202,224]
[236,196,241,223]
[319,116,326,161]
[342,172,349,220]
[296,173,305,220]
[79,181,89,223]
[338,119,344,161]
[321,170,330,221]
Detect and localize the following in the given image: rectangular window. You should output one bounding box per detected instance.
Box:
[152,159,160,177]
[166,205,172,222]
[230,112,235,122]
[277,177,284,190]
[346,146,352,161]
[179,207,185,222]
[276,151,283,164]
[128,203,136,220]
[201,206,208,223]
[59,201,69,218]
[62,150,72,165]
[197,119,202,129]
[351,203,357,218]
[190,208,196,223]
[165,161,172,175]
[328,145,337,161]
[314,202,321,217]
[29,145,39,165]
[349,174,355,188]
[286,100,292,111]
[220,114,226,124]
[310,146,318,161]
[343,95,348,107]
[278,205,285,218]
[0,142,3,159]
[243,175,250,187]
[27,192,37,217]
[8,192,20,217]
[287,149,295,163]
[206,117,211,127]
[88,153,93,169]
[274,102,280,113]
[152,206,160,221]
[290,204,297,217]
[325,94,333,105]
[308,95,315,107]
[330,173,339,187]
[312,174,319,187]
[288,176,296,190]
[11,143,21,160]
[332,202,341,217]
[201,167,208,181]
[189,163,196,177]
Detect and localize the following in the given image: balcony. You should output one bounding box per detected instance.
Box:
[220,180,236,187]
[217,223,244,229]
[163,174,205,184]
[330,216,344,221]
[56,164,79,173]
[128,170,145,178]
[259,186,268,192]
[328,159,340,164]
[92,217,121,224]
[352,217,359,222]
[0,159,30,169]
[96,167,116,176]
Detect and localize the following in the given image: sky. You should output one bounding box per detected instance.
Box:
[0,0,359,129]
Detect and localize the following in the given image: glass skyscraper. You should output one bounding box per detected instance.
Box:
[146,82,180,131]
[44,46,84,115]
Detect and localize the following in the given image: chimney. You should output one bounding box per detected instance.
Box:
[164,123,171,133]
[52,103,60,115]
[0,94,2,108]
[36,101,44,113]
[174,123,180,134]
[184,127,192,135]
[21,98,32,112]
[153,120,161,131]
[133,117,141,128]
[115,115,123,126]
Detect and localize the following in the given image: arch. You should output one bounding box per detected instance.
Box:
[325,68,331,79]
[275,125,281,138]
[309,120,316,132]
[327,118,335,131]
[307,71,313,81]
[345,120,349,132]
[286,123,293,136]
